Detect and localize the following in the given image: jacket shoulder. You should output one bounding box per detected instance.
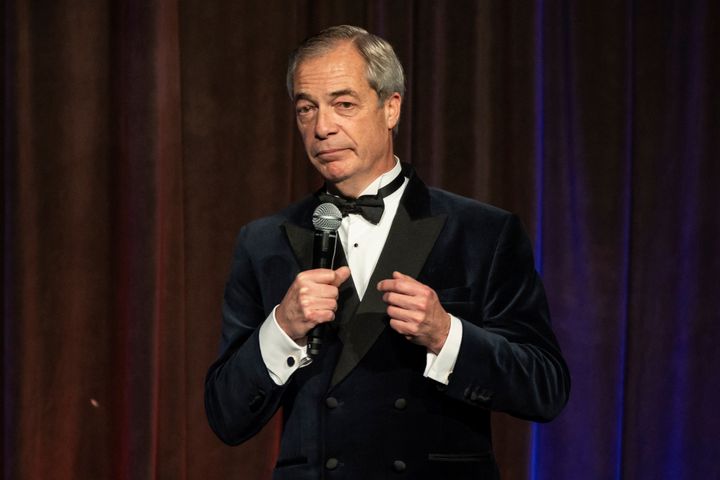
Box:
[427,187,515,231]
[236,195,316,243]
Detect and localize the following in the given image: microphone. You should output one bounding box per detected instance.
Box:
[308,203,343,358]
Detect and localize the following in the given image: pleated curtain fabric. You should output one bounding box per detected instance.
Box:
[3,1,719,479]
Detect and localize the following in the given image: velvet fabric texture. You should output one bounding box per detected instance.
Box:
[205,167,569,479]
[4,1,719,479]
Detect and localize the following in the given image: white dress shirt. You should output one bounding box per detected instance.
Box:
[258,160,463,385]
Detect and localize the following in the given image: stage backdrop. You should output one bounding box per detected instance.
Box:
[3,0,719,479]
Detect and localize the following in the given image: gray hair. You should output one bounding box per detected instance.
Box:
[286,25,405,104]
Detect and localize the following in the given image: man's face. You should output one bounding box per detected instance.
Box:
[293,42,401,197]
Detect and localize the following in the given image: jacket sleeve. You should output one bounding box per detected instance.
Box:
[443,214,570,422]
[204,226,288,445]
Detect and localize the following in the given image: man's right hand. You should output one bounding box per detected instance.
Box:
[276,266,351,342]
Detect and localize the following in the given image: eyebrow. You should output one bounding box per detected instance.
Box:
[328,89,360,100]
[294,92,317,104]
[294,89,360,104]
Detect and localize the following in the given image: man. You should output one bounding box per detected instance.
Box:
[205,25,569,479]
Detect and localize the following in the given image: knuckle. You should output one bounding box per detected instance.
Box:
[389,319,404,332]
[417,298,428,311]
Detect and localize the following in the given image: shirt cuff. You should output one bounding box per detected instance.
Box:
[258,305,311,385]
[423,315,463,385]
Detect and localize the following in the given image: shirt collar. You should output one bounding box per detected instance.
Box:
[357,157,403,197]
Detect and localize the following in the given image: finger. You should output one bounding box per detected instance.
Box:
[382,291,419,310]
[302,283,340,299]
[305,308,336,324]
[392,271,413,280]
[378,280,408,296]
[297,268,341,285]
[331,266,351,287]
[383,276,439,316]
[377,277,422,296]
[386,305,423,324]
[300,295,338,311]
[388,318,419,336]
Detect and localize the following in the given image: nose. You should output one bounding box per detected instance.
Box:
[314,107,337,139]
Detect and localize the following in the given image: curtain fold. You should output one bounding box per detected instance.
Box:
[3,1,718,479]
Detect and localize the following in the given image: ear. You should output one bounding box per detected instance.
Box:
[384,93,402,131]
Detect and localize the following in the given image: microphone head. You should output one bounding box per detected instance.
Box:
[312,203,342,232]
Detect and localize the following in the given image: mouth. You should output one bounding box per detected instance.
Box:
[315,148,349,160]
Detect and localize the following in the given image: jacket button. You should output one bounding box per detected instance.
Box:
[325,397,339,409]
[248,391,265,412]
[394,398,407,410]
[478,390,493,403]
[392,460,406,472]
[286,356,295,367]
[325,458,339,470]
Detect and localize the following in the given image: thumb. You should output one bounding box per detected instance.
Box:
[392,271,411,279]
[332,266,351,286]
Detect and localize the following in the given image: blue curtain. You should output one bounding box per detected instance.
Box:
[3,0,718,478]
[533,1,720,478]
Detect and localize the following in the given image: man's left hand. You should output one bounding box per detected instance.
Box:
[377,271,451,354]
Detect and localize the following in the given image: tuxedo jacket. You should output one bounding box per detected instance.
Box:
[205,166,570,480]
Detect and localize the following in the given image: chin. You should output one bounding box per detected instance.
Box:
[317,161,352,184]
[322,172,351,187]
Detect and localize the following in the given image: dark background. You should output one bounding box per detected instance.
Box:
[3,0,719,478]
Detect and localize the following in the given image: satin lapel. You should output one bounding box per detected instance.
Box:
[282,222,314,271]
[327,243,359,335]
[330,204,447,387]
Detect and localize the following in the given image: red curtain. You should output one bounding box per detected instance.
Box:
[4,1,719,479]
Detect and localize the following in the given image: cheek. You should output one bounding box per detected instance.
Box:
[346,121,372,147]
[360,124,385,152]
[298,127,314,150]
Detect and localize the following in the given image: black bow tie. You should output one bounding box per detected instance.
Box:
[316,170,406,224]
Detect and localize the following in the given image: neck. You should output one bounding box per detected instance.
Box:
[329,156,398,198]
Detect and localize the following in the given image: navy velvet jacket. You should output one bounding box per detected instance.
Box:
[205,166,570,479]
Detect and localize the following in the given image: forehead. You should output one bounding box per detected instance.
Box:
[293,42,371,98]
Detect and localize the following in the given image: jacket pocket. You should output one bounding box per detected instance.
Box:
[435,286,471,302]
[428,451,493,462]
[439,301,476,321]
[274,456,308,468]
[427,452,499,479]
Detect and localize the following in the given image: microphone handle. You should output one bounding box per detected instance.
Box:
[308,230,337,358]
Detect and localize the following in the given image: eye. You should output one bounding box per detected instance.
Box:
[295,103,316,116]
[335,101,355,110]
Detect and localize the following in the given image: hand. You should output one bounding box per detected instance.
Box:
[276,266,351,342]
[377,271,451,354]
